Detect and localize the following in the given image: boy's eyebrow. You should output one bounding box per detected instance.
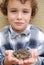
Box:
[9,8,17,10]
[23,8,31,10]
[9,8,30,10]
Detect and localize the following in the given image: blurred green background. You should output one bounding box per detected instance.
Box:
[0,0,44,32]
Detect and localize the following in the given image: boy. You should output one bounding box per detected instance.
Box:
[0,0,44,65]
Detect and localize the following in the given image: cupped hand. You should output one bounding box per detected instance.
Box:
[4,50,20,65]
[18,49,38,65]
[4,49,38,65]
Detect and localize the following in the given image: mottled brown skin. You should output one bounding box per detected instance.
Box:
[13,49,32,60]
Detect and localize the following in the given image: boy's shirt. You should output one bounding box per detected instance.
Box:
[0,24,44,65]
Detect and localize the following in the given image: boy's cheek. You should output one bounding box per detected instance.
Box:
[7,12,15,19]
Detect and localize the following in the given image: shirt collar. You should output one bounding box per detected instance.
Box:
[9,24,31,38]
[21,24,31,35]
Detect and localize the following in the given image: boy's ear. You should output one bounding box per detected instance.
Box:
[5,15,8,19]
[30,16,32,21]
[31,15,33,19]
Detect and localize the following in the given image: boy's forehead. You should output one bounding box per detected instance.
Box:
[8,0,31,4]
[8,0,31,8]
[9,0,28,2]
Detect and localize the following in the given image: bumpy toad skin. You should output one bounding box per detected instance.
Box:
[13,49,32,60]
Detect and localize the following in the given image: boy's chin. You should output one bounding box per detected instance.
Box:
[14,27,25,30]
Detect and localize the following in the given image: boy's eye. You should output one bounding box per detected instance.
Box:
[23,10,29,13]
[10,10,17,12]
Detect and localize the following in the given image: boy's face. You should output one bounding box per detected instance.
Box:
[7,0,32,33]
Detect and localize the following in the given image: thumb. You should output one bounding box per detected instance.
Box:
[28,49,38,58]
[4,50,13,56]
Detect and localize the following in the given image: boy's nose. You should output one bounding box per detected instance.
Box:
[17,12,22,20]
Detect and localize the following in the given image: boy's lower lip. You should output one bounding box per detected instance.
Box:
[15,22,24,26]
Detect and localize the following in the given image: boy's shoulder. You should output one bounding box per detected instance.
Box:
[0,25,10,46]
[0,25,10,41]
[30,24,44,34]
[29,24,44,41]
[0,25,10,34]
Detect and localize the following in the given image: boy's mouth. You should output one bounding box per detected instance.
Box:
[15,22,24,26]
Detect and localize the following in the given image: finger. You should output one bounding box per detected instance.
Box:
[18,60,24,65]
[7,55,19,64]
[28,49,38,58]
[4,50,13,56]
[24,58,35,64]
